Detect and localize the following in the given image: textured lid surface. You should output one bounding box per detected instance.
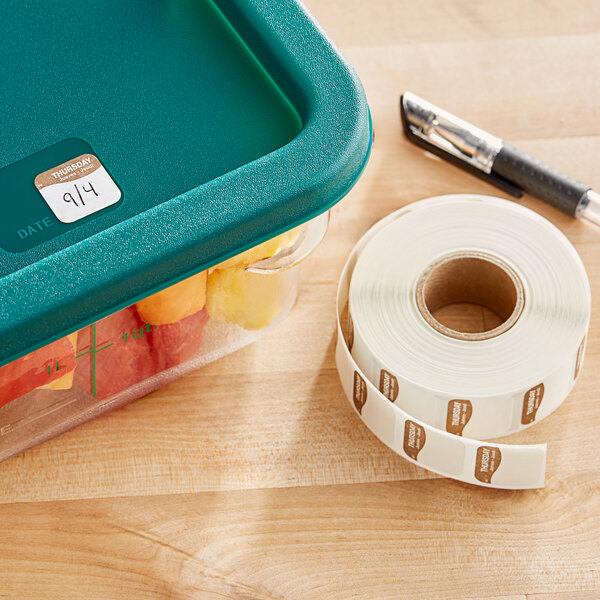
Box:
[0,0,372,364]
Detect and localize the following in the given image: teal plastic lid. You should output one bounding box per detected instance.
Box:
[0,0,371,365]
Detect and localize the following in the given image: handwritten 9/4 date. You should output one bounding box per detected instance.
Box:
[63,180,98,207]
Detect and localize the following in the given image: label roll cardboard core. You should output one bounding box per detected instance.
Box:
[416,251,525,341]
[336,194,590,489]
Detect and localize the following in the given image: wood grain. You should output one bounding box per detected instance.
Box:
[0,475,598,599]
[1,0,599,598]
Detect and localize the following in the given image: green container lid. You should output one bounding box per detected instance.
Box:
[0,0,372,366]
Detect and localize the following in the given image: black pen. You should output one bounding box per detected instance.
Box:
[400,92,600,226]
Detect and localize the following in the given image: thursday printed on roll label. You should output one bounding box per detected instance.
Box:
[475,446,502,483]
[403,419,426,461]
[353,371,367,414]
[446,399,472,436]
[379,369,399,402]
[521,383,544,425]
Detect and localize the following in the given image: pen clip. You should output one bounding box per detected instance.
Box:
[399,93,523,199]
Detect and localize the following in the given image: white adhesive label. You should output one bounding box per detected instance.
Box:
[35,154,121,223]
[335,194,590,489]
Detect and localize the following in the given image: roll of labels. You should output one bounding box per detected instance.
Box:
[336,195,590,489]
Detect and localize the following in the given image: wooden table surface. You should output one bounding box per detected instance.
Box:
[1,1,599,598]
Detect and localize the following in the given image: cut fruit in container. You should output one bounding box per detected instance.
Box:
[0,334,77,409]
[136,272,207,325]
[207,267,297,330]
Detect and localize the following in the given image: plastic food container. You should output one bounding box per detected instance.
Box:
[0,0,371,462]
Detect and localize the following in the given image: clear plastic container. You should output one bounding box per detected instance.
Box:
[0,213,328,461]
[0,0,372,463]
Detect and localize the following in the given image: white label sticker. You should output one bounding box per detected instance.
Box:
[34,154,121,223]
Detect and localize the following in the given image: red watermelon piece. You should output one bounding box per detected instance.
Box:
[0,301,209,411]
[73,305,209,402]
[0,336,77,409]
[75,306,156,401]
[148,307,209,371]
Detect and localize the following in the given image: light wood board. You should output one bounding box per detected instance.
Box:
[1,0,599,597]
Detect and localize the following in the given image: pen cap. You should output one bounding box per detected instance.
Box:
[400,93,521,198]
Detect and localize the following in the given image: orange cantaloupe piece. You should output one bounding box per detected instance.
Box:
[136,272,207,325]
